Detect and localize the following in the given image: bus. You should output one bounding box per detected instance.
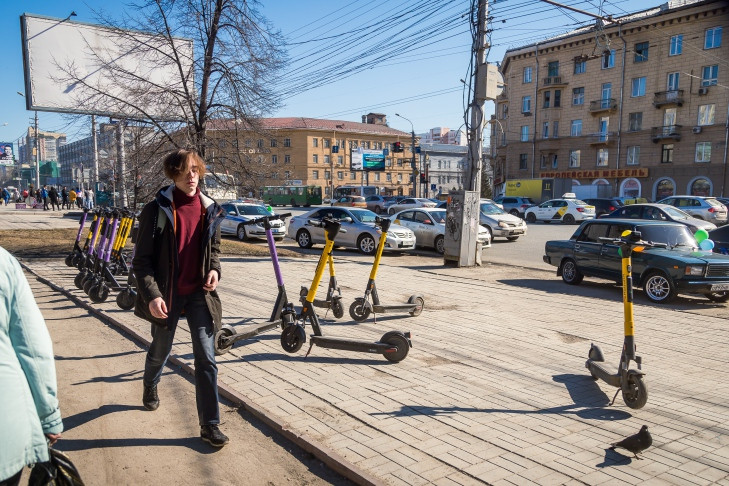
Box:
[263,185,322,207]
[332,185,379,200]
[204,173,237,201]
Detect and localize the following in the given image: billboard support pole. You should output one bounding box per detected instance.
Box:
[92,115,99,189]
[34,111,39,189]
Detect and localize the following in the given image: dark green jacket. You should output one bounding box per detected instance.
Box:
[133,185,225,330]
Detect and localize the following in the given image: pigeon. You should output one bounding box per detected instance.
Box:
[609,425,652,460]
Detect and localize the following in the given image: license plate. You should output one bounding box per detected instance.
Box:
[711,284,729,291]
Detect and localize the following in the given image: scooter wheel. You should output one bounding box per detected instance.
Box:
[214,325,236,356]
[83,277,96,295]
[622,374,648,409]
[74,271,87,290]
[407,295,424,317]
[72,254,83,267]
[281,325,306,353]
[332,298,344,319]
[89,284,109,303]
[349,298,371,322]
[116,289,136,310]
[65,254,74,267]
[381,331,410,363]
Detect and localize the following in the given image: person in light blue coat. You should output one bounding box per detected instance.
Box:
[0,246,63,485]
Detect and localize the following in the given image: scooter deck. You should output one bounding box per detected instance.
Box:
[585,360,622,388]
[309,335,395,354]
[226,320,282,345]
[373,303,417,313]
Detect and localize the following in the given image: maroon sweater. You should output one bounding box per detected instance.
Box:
[173,187,203,295]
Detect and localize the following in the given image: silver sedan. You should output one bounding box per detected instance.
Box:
[287,207,416,255]
[390,208,491,254]
[387,197,437,215]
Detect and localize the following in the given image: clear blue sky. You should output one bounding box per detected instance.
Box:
[1,0,644,148]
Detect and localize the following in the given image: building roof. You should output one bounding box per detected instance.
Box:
[207,117,410,137]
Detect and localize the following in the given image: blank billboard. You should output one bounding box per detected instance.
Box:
[20,14,194,121]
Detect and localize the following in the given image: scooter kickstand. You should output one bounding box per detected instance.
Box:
[305,341,315,358]
[609,387,621,406]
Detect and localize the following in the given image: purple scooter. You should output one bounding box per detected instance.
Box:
[214,212,297,355]
[65,208,90,267]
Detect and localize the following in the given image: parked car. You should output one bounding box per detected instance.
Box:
[524,197,595,224]
[478,200,527,241]
[543,219,729,303]
[656,195,728,226]
[708,225,729,254]
[716,197,729,209]
[220,202,285,241]
[387,197,437,215]
[583,197,624,217]
[287,207,415,255]
[492,196,536,217]
[332,195,367,208]
[383,196,408,211]
[365,195,402,214]
[601,203,716,233]
[390,208,490,254]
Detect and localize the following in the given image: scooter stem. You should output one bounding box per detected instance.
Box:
[621,244,636,362]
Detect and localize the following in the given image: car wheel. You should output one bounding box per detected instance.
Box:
[560,258,583,285]
[236,224,247,241]
[388,208,395,215]
[358,234,377,255]
[526,213,536,223]
[483,226,493,242]
[434,235,445,254]
[509,209,519,216]
[562,214,576,224]
[642,271,676,303]
[506,236,519,242]
[706,291,729,303]
[296,229,313,249]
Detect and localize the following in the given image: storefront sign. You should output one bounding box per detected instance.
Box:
[539,168,648,179]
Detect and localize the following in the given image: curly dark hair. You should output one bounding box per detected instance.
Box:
[162,149,207,181]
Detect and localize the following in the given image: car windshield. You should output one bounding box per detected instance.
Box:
[480,202,506,215]
[428,210,447,224]
[662,206,690,220]
[635,224,697,248]
[706,198,723,208]
[236,204,272,216]
[349,209,378,223]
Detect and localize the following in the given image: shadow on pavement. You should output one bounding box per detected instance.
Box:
[56,349,145,361]
[56,437,217,454]
[63,404,142,432]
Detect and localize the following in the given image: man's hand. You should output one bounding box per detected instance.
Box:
[45,433,61,446]
[203,270,219,291]
[149,297,168,319]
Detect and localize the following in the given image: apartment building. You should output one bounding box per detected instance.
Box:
[492,0,728,200]
[207,115,419,197]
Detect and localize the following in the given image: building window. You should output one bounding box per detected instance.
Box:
[596,148,609,167]
[667,72,680,91]
[570,120,582,137]
[542,122,549,139]
[705,27,722,49]
[386,173,391,182]
[547,61,559,77]
[519,154,528,170]
[520,126,529,142]
[324,155,330,165]
[554,90,561,107]
[669,34,683,56]
[553,121,559,138]
[337,155,343,165]
[312,154,318,164]
[270,139,277,147]
[551,154,558,169]
[574,59,586,74]
[628,112,642,132]
[540,154,548,169]
[284,155,291,164]
[634,42,649,62]
[702,65,718,86]
[257,139,264,148]
[631,77,646,97]
[283,138,291,147]
[324,138,331,148]
[284,171,291,179]
[398,173,403,182]
[271,154,278,164]
[312,170,319,179]
[522,96,531,113]
[602,49,615,69]
[312,138,318,147]
[543,91,551,108]
[698,104,716,126]
[374,172,380,182]
[350,172,356,180]
[569,150,581,168]
[337,171,343,180]
[627,146,640,165]
[572,87,584,105]
[523,66,532,83]
[324,170,331,180]
[661,144,674,163]
[695,142,712,163]
[501,104,508,119]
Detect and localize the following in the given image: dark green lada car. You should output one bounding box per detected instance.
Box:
[543,219,729,304]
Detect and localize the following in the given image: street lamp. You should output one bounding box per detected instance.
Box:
[395,113,417,197]
[17,91,40,190]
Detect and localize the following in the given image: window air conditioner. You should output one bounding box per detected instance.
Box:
[692,126,702,134]
[698,87,708,95]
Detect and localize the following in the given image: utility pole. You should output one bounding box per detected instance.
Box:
[91,115,98,190]
[116,121,127,207]
[34,111,40,190]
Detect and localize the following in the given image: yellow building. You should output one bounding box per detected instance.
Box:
[492,0,729,200]
[208,114,420,198]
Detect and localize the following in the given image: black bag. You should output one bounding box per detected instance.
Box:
[28,448,85,486]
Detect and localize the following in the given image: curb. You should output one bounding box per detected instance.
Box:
[21,261,385,486]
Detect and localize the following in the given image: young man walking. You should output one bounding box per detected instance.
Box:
[132,149,228,447]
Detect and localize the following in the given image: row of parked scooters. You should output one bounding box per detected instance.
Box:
[65,208,421,363]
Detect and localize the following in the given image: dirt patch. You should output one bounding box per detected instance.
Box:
[556,331,588,343]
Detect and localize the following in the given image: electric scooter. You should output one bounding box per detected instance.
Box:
[74,209,107,289]
[65,209,89,267]
[299,252,344,318]
[213,213,298,355]
[281,217,412,363]
[349,217,424,322]
[586,229,665,409]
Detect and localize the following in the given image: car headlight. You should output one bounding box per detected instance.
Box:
[498,221,508,228]
[684,265,705,276]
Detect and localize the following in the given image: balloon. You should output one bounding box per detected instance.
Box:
[699,239,715,251]
[694,229,709,243]
[266,205,273,212]
[621,229,632,237]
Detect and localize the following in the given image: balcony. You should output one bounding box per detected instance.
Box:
[587,132,616,145]
[653,90,684,108]
[542,76,567,86]
[651,125,682,142]
[589,98,617,113]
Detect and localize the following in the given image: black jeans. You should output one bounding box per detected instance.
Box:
[142,291,220,426]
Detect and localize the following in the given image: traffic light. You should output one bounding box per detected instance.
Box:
[392,142,403,153]
[419,173,426,184]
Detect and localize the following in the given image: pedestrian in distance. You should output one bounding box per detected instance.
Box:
[132,149,229,448]
[84,188,94,210]
[61,186,69,209]
[49,186,60,211]
[75,189,84,209]
[1,187,9,206]
[41,186,49,211]
[0,246,63,486]
[68,189,77,209]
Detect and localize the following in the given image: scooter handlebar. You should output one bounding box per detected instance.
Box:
[307,218,347,233]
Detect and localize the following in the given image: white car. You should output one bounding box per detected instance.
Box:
[479,200,527,241]
[524,198,595,224]
[220,202,286,241]
[387,197,437,215]
[390,208,491,254]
